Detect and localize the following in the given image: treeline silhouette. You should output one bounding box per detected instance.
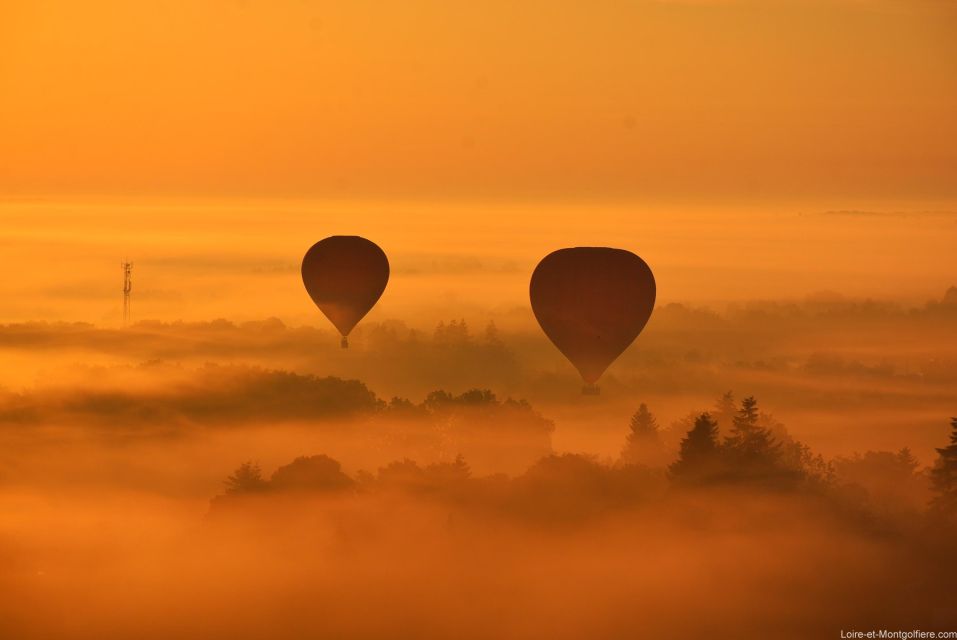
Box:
[2,284,953,352]
[0,365,381,427]
[0,364,555,472]
[666,395,832,491]
[213,394,957,531]
[0,364,537,426]
[1,286,954,392]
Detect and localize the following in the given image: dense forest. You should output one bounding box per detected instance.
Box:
[213,394,957,533]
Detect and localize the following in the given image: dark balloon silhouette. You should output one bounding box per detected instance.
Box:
[301,236,389,347]
[530,247,655,391]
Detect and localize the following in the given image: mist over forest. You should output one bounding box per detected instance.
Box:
[2,286,954,456]
[1,183,956,640]
[0,287,955,637]
[4,0,957,633]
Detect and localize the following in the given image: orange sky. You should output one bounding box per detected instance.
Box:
[0,199,953,325]
[1,1,955,325]
[2,0,956,200]
[3,7,957,635]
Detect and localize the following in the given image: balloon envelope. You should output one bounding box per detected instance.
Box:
[301,236,389,340]
[530,247,655,385]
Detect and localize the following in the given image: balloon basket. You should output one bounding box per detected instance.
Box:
[340,336,349,349]
[581,384,601,396]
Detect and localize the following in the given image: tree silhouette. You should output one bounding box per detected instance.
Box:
[720,396,809,489]
[435,319,470,344]
[930,417,957,520]
[832,448,925,515]
[224,461,267,494]
[897,447,920,476]
[270,455,355,492]
[725,397,780,465]
[484,320,502,345]
[943,286,957,306]
[375,456,471,495]
[669,413,722,484]
[620,403,664,466]
[779,438,834,489]
[729,396,760,438]
[427,454,472,484]
[712,390,736,430]
[630,404,659,438]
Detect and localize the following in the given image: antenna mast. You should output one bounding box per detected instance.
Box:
[122,261,133,325]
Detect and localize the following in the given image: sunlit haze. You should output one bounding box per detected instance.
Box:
[1,1,956,638]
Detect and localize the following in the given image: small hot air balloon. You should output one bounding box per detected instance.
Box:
[301,236,389,348]
[530,247,655,394]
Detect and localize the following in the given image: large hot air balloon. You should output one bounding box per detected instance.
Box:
[301,236,389,348]
[530,247,655,393]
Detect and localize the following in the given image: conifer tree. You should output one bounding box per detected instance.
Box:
[723,396,785,484]
[224,461,268,494]
[629,404,660,440]
[484,320,501,344]
[669,413,722,484]
[896,447,920,476]
[713,391,736,429]
[930,417,957,518]
[725,396,778,458]
[621,403,663,465]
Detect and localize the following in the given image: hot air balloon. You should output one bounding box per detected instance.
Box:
[530,247,655,394]
[301,236,389,348]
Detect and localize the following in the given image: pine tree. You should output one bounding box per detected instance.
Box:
[484,320,501,344]
[731,395,759,433]
[449,318,469,342]
[224,461,268,494]
[436,319,470,344]
[629,404,660,440]
[621,403,663,465]
[723,396,785,484]
[725,396,778,455]
[896,447,920,476]
[930,417,957,518]
[669,413,722,484]
[713,391,736,429]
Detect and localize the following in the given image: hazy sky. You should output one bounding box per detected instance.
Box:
[0,200,953,325]
[2,0,956,200]
[3,7,956,636]
[1,1,955,324]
